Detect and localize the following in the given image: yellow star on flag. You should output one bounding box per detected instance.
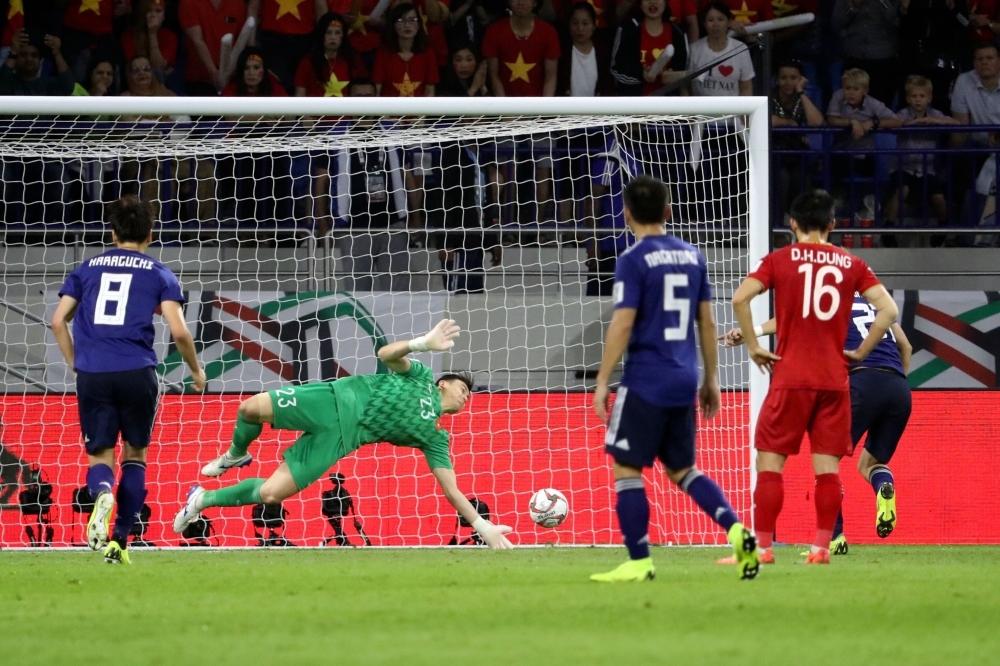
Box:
[325,71,349,97]
[771,0,798,17]
[393,72,422,96]
[349,13,369,35]
[506,52,535,83]
[79,0,102,14]
[275,0,305,20]
[8,0,23,19]
[731,1,757,23]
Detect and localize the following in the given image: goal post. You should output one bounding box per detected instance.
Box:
[0,95,769,548]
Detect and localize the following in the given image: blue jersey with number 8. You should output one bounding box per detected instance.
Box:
[613,234,712,407]
[59,248,184,373]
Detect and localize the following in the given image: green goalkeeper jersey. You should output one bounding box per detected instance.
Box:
[332,360,452,470]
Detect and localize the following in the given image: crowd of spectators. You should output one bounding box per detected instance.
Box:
[0,0,998,271]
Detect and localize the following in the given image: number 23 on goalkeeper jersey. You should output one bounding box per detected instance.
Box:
[614,235,713,407]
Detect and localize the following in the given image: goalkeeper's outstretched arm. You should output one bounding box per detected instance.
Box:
[432,467,514,550]
[377,319,461,374]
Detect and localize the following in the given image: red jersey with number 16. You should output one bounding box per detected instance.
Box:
[747,243,880,391]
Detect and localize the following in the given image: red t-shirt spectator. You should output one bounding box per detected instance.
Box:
[969,0,1000,41]
[121,29,180,69]
[260,0,316,34]
[179,0,248,84]
[333,0,384,55]
[725,0,774,25]
[294,53,368,96]
[481,18,561,97]
[63,0,115,35]
[372,48,439,96]
[413,0,450,67]
[222,72,289,95]
[669,0,696,25]
[639,22,677,95]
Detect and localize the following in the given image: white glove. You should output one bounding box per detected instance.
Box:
[409,319,460,353]
[472,517,515,550]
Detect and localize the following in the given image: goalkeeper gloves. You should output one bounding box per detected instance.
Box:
[472,517,515,550]
[409,319,460,353]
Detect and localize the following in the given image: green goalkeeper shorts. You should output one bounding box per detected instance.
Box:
[268,383,354,491]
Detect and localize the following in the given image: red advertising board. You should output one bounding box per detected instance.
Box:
[0,392,996,547]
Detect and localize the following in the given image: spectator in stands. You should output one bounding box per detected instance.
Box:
[826,68,901,181]
[121,55,175,98]
[342,0,386,71]
[899,0,965,115]
[771,59,824,215]
[611,0,688,96]
[686,2,754,97]
[1,0,25,59]
[617,0,699,43]
[411,0,451,69]
[951,43,1000,146]
[373,3,439,96]
[884,75,958,245]
[333,77,413,290]
[248,0,326,95]
[74,54,122,96]
[122,0,178,81]
[482,0,561,225]
[448,0,508,50]
[832,0,900,107]
[58,0,126,82]
[179,0,248,96]
[558,2,614,97]
[223,46,287,95]
[437,42,490,96]
[295,13,368,97]
[0,31,75,96]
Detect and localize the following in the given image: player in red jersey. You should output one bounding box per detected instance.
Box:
[730,190,899,564]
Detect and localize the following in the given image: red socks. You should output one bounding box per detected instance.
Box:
[814,473,843,550]
[753,471,784,550]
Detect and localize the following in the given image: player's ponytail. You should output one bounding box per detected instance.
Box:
[108,195,155,244]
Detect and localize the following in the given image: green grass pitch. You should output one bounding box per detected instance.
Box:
[2,546,998,665]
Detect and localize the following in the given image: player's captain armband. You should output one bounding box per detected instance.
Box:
[613,281,624,304]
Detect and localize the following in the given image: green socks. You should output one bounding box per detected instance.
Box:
[201,478,265,509]
[228,414,263,458]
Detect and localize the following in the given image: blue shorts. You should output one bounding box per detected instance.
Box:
[76,366,159,454]
[604,386,696,471]
[850,368,912,464]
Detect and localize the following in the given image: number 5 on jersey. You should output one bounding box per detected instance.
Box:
[663,274,691,340]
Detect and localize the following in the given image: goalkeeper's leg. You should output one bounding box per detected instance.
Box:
[202,393,272,477]
[173,465,299,534]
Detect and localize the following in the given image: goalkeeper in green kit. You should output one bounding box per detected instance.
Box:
[173,319,515,549]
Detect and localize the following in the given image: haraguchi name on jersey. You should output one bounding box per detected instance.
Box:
[790,246,853,269]
[643,249,700,268]
[88,255,155,270]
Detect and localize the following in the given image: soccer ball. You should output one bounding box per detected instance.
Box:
[529,488,569,528]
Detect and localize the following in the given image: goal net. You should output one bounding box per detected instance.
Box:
[0,96,768,548]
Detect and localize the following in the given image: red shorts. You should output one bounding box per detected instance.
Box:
[754,388,852,457]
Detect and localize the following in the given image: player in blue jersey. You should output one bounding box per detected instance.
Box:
[720,292,912,551]
[51,195,206,564]
[591,176,759,582]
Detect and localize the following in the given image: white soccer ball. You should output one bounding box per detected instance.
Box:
[529,488,569,528]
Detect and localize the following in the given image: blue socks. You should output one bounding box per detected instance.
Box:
[870,465,894,494]
[833,510,844,539]
[111,461,147,547]
[680,469,739,532]
[86,463,114,498]
[615,478,650,560]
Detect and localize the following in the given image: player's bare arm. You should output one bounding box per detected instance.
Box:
[695,301,721,420]
[891,323,913,374]
[432,467,514,550]
[377,318,460,374]
[51,295,79,371]
[731,276,781,373]
[593,307,636,422]
[845,286,899,363]
[718,317,776,348]
[161,300,206,393]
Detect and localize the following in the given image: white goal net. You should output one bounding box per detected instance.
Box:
[0,96,768,548]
